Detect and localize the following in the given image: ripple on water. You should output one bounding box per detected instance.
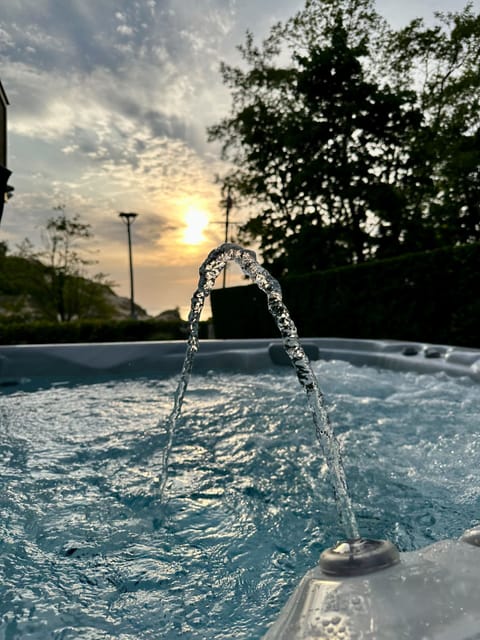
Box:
[1,362,479,638]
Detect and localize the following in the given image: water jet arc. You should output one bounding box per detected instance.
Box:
[162,243,398,574]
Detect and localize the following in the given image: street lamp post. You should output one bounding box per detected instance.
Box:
[119,212,138,318]
[222,188,233,288]
[211,188,237,287]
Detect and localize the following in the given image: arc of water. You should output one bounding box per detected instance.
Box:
[159,243,359,541]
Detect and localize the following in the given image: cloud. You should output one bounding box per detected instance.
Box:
[0,0,238,177]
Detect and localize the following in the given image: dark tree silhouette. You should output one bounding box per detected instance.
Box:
[209,0,480,276]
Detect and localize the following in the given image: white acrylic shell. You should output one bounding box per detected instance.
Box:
[263,539,480,640]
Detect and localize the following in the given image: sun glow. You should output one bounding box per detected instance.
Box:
[183,207,209,245]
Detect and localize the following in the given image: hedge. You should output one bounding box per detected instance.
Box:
[210,243,480,348]
[0,318,211,345]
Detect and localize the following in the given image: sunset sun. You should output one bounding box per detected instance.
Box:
[183,207,209,245]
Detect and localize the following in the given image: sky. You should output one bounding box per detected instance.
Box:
[0,0,475,318]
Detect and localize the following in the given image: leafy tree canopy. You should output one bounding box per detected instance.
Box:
[209,0,480,276]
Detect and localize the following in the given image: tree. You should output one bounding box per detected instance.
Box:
[386,4,480,247]
[19,206,116,322]
[40,206,93,321]
[209,0,480,276]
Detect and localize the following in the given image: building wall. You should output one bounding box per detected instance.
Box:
[0,99,6,167]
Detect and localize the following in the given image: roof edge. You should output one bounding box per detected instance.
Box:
[0,80,9,106]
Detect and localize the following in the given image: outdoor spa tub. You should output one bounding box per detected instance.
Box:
[1,337,480,639]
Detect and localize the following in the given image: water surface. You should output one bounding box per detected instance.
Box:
[1,361,479,638]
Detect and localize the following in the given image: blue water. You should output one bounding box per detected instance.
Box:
[1,360,479,639]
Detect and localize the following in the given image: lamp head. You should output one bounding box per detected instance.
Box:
[119,212,138,223]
